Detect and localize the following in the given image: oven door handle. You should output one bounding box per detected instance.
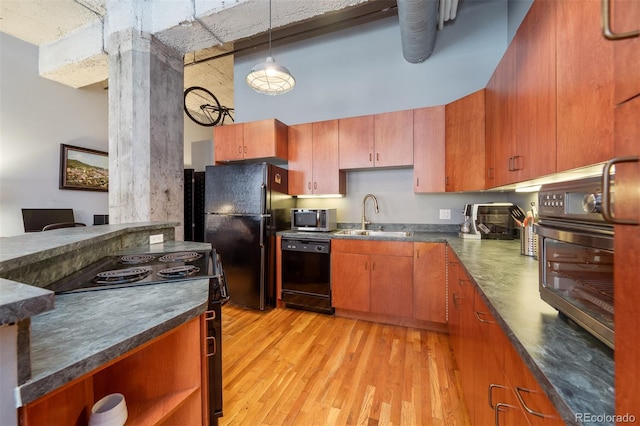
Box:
[602,156,639,225]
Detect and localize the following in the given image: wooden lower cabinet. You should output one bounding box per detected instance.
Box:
[19,316,207,425]
[413,242,446,323]
[331,240,413,318]
[448,256,563,425]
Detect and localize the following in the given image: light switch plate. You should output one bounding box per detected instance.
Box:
[439,209,451,220]
[149,234,164,244]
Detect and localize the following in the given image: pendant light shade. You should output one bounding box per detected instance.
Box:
[246,0,295,95]
[246,56,296,95]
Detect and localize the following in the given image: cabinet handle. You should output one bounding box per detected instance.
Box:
[244,146,247,154]
[376,153,379,162]
[453,292,462,309]
[487,167,495,179]
[416,177,420,187]
[369,153,373,162]
[602,0,640,40]
[206,336,217,357]
[602,156,639,225]
[494,402,513,426]
[365,261,368,271]
[514,387,550,418]
[488,383,509,410]
[512,155,523,171]
[308,182,312,190]
[446,176,450,186]
[508,157,514,171]
[475,311,496,324]
[458,278,471,288]
[372,261,376,272]
[314,182,318,190]
[238,145,242,154]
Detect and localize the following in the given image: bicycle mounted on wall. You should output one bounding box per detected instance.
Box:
[184,86,234,127]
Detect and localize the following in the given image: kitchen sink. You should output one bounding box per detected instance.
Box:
[334,229,413,238]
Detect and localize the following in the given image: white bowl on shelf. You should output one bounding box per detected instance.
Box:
[89,393,128,426]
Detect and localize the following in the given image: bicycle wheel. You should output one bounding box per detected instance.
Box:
[184,86,222,126]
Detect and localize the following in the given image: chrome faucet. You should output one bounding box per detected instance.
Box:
[361,194,379,230]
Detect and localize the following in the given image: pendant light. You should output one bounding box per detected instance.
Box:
[246,0,296,95]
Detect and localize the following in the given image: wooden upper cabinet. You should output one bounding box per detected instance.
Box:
[413,242,446,323]
[338,110,413,169]
[486,43,517,188]
[214,123,244,162]
[214,119,288,162]
[287,123,314,195]
[556,0,615,171]
[413,106,445,193]
[288,121,345,196]
[445,89,486,192]
[312,120,345,195]
[373,110,414,167]
[338,115,374,169]
[514,0,557,182]
[610,0,640,104]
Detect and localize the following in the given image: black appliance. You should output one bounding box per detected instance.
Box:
[184,169,206,242]
[281,238,333,314]
[204,163,294,310]
[534,176,614,349]
[44,248,229,425]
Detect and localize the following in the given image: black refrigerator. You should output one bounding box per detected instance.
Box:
[204,163,294,310]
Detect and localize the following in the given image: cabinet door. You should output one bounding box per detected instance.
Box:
[514,0,557,181]
[214,123,244,162]
[611,0,640,104]
[556,0,614,171]
[486,44,517,187]
[287,123,313,195]
[331,251,370,312]
[445,90,486,191]
[338,115,374,169]
[243,119,288,160]
[413,106,445,193]
[413,242,446,323]
[374,110,414,167]
[614,97,640,417]
[312,120,344,195]
[370,253,413,318]
[447,251,463,356]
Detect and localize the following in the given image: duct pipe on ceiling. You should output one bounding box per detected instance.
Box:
[397,0,439,63]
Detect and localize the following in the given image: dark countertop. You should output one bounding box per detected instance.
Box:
[0,279,53,325]
[277,229,614,425]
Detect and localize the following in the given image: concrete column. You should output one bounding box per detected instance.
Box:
[106,29,184,239]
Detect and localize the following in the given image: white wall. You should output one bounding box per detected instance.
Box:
[0,33,109,237]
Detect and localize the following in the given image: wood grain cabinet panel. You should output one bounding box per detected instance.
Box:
[486,42,517,188]
[514,0,557,182]
[338,111,413,170]
[413,242,446,323]
[611,0,640,104]
[373,110,414,168]
[556,0,615,171]
[445,89,486,191]
[215,119,287,162]
[288,121,345,196]
[413,106,446,193]
[370,253,413,318]
[338,115,374,169]
[331,251,371,312]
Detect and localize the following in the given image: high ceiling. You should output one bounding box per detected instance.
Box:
[0,0,399,112]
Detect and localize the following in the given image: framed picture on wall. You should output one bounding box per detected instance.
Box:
[59,144,109,191]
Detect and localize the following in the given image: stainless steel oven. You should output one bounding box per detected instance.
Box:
[534,176,614,349]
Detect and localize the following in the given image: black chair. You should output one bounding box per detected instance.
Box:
[42,222,87,231]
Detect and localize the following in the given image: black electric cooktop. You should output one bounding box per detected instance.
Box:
[46,249,218,294]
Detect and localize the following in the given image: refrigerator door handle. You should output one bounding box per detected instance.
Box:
[259,216,267,310]
[261,183,267,215]
[205,212,271,218]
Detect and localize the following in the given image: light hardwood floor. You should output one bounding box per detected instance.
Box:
[220,305,470,426]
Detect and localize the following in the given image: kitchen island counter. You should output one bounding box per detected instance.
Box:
[278,229,614,425]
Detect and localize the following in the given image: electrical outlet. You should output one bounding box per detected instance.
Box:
[149,234,164,244]
[439,209,451,220]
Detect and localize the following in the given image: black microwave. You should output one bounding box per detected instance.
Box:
[291,209,337,232]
